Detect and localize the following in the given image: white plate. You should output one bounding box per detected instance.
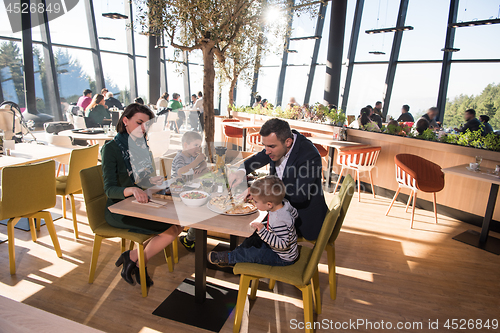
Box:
[206,202,258,216]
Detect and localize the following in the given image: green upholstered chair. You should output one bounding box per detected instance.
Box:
[268,174,355,300]
[80,165,175,298]
[232,176,354,333]
[0,160,62,274]
[56,144,99,239]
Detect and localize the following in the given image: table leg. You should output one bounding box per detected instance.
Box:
[242,128,247,151]
[195,228,207,304]
[453,183,500,255]
[480,183,499,243]
[325,147,335,187]
[230,235,239,250]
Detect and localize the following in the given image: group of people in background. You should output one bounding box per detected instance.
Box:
[155,91,204,134]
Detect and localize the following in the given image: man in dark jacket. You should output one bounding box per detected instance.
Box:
[104,92,124,110]
[457,109,481,133]
[231,118,328,240]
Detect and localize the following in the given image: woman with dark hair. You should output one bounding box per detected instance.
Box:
[85,94,111,126]
[357,107,380,132]
[101,103,183,287]
[480,115,494,135]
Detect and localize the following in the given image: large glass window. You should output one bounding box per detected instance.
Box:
[0,41,25,107]
[101,52,130,105]
[49,0,91,48]
[345,64,388,116]
[93,2,128,54]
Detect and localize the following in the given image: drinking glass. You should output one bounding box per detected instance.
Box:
[103,125,110,134]
[475,156,483,168]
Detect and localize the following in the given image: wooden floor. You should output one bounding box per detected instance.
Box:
[1,189,499,333]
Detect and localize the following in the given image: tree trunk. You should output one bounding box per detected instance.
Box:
[201,42,216,161]
[228,77,237,118]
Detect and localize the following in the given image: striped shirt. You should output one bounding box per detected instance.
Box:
[257,199,299,262]
[171,150,195,178]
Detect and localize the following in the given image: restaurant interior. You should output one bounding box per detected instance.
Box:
[1,0,500,332]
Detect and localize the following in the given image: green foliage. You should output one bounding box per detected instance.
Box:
[408,128,438,141]
[444,82,500,130]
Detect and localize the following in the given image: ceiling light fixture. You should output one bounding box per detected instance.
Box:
[369,51,386,55]
[98,37,116,41]
[102,12,128,20]
[450,18,500,28]
[441,47,460,52]
[365,26,414,34]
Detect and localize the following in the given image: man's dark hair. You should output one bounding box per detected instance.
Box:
[480,115,490,123]
[259,118,293,143]
[198,91,203,97]
[255,95,262,103]
[416,118,429,135]
[83,89,92,96]
[465,108,476,116]
[375,101,382,107]
[366,105,373,110]
[134,97,144,105]
[402,104,410,112]
[191,94,197,99]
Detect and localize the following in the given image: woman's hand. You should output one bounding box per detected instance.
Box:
[124,187,149,203]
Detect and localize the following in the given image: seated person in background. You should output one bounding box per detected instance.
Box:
[77,89,92,110]
[366,104,383,128]
[387,120,399,127]
[134,97,145,105]
[253,95,262,108]
[101,88,108,96]
[455,109,481,133]
[261,99,269,108]
[419,107,440,129]
[156,92,170,117]
[171,131,207,251]
[397,104,414,122]
[415,118,429,135]
[85,94,111,126]
[358,107,381,132]
[105,92,124,110]
[480,115,494,135]
[168,93,184,133]
[209,176,298,266]
[373,101,383,117]
[286,97,298,110]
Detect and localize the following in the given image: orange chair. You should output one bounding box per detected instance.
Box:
[247,132,264,152]
[222,118,243,149]
[301,132,329,180]
[333,146,381,202]
[386,154,445,228]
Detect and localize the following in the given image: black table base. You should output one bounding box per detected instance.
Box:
[453,230,500,255]
[0,212,62,231]
[152,278,238,332]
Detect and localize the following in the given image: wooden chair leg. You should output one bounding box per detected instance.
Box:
[39,211,62,258]
[28,218,37,242]
[411,192,417,228]
[333,167,345,193]
[164,244,174,272]
[369,170,375,198]
[405,191,414,213]
[311,268,321,315]
[62,195,67,219]
[35,217,41,232]
[433,192,438,224]
[137,243,148,297]
[233,274,253,333]
[69,194,79,239]
[89,235,103,283]
[386,187,401,216]
[326,243,336,300]
[8,217,21,275]
[173,237,179,264]
[129,240,135,251]
[300,284,314,333]
[268,279,276,290]
[56,163,62,177]
[250,279,259,300]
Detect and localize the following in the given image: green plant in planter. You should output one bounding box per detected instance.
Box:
[311,103,328,123]
[326,107,346,126]
[411,128,438,141]
[482,132,500,151]
[439,133,459,144]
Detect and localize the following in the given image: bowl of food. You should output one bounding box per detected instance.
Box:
[180,190,209,207]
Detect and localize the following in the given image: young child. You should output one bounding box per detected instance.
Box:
[172,131,207,251]
[208,175,299,266]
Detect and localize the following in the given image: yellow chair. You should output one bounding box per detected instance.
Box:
[0,160,62,274]
[80,165,175,297]
[267,175,355,300]
[232,177,354,333]
[56,144,99,239]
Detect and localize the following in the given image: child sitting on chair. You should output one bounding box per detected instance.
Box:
[208,175,299,266]
[172,131,207,251]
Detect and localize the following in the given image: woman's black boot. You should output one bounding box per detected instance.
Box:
[134,266,154,287]
[115,250,136,285]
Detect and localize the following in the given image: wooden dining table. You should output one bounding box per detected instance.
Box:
[443,164,500,255]
[307,137,366,187]
[223,122,261,151]
[58,129,114,145]
[109,196,266,301]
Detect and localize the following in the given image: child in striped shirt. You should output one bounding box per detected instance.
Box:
[208,175,299,266]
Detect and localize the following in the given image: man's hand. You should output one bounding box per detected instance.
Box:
[250,221,264,231]
[237,187,252,201]
[228,169,246,188]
